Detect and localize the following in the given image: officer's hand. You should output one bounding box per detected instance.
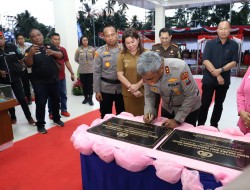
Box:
[143,112,155,124]
[95,92,102,102]
[217,75,224,85]
[133,91,142,97]
[161,119,179,129]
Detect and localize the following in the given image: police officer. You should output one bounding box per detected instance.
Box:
[152,28,181,114]
[93,25,125,118]
[75,36,95,105]
[152,28,181,59]
[137,51,200,128]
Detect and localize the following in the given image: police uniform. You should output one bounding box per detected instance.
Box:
[152,43,181,58]
[93,44,125,118]
[75,45,95,103]
[144,58,201,125]
[151,43,181,114]
[75,46,95,74]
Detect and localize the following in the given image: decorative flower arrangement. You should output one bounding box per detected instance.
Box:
[72,78,83,96]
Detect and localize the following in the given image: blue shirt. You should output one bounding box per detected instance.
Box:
[202,37,239,85]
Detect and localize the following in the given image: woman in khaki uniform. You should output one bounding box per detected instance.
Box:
[117,28,147,116]
[74,36,95,105]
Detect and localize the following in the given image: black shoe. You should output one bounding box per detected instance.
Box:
[37,126,47,134]
[82,96,88,104]
[11,118,17,124]
[53,120,64,127]
[27,99,32,105]
[88,99,94,106]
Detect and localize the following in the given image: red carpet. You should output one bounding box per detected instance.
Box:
[0,109,100,190]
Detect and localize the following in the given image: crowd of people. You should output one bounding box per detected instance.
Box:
[0,19,249,136]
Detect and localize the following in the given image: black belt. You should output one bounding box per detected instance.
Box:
[101,77,120,84]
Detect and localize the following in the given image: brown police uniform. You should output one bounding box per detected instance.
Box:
[117,50,147,116]
[152,43,181,59]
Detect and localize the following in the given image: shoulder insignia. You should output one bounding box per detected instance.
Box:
[172,43,178,48]
[165,66,170,74]
[152,43,160,46]
[181,71,191,85]
[94,51,99,58]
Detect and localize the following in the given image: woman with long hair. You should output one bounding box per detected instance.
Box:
[117,28,147,116]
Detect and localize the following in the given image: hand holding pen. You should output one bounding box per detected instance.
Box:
[143,112,155,124]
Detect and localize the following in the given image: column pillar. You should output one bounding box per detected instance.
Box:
[154,5,165,43]
[52,0,79,87]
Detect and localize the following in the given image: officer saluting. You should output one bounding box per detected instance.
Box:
[152,28,181,59]
[93,25,125,118]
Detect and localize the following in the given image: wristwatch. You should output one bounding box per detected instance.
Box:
[221,67,225,72]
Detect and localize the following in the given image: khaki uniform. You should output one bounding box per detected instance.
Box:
[74,46,95,74]
[117,50,147,116]
[93,44,122,94]
[152,43,181,58]
[144,58,201,123]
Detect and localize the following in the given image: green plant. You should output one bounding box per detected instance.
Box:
[72,78,83,96]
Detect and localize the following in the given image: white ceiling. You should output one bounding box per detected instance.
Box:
[116,0,249,10]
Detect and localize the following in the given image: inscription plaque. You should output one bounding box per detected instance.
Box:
[156,130,250,170]
[87,117,172,148]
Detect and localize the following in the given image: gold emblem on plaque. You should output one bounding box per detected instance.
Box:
[117,132,128,138]
[197,150,213,158]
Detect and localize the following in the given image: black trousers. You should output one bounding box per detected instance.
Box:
[100,92,125,119]
[7,80,32,120]
[79,73,93,96]
[33,81,60,126]
[20,69,32,101]
[161,107,199,127]
[198,83,229,127]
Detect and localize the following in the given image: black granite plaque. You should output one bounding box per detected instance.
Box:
[87,117,172,148]
[156,130,250,170]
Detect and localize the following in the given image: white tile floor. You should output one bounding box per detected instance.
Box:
[12,75,242,142]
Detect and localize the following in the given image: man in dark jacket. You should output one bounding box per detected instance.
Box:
[0,31,35,125]
[25,29,64,134]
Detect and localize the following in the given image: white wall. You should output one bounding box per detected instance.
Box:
[52,0,79,93]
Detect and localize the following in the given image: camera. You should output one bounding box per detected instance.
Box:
[38,46,46,53]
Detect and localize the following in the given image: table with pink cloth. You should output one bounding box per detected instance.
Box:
[71,112,250,190]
